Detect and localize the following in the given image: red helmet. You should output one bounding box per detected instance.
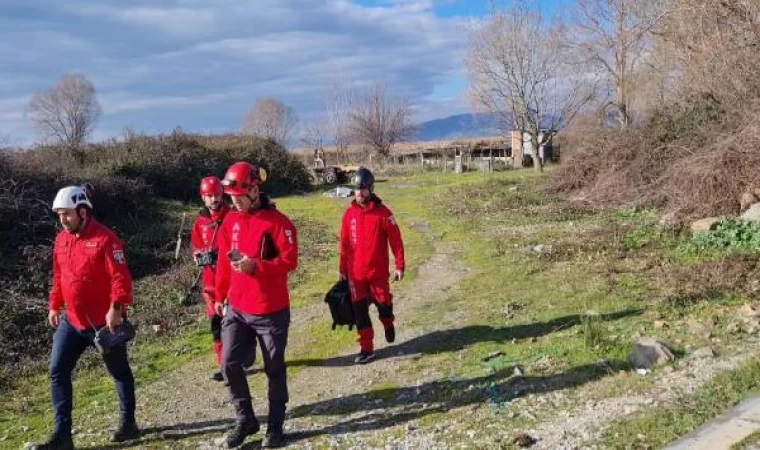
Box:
[199,176,223,197]
[222,162,267,196]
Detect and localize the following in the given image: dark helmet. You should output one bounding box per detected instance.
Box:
[352,168,374,191]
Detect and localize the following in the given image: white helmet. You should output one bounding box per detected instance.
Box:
[52,185,93,211]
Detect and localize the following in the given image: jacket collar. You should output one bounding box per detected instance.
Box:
[352,195,382,211]
[210,204,230,222]
[75,217,98,239]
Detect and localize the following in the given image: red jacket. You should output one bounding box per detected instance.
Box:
[191,204,230,315]
[215,202,298,315]
[340,198,405,281]
[49,218,133,330]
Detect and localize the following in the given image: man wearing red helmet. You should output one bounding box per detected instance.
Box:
[340,168,405,365]
[190,176,234,382]
[215,162,298,448]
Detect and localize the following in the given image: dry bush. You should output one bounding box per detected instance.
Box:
[658,120,760,219]
[664,0,760,115]
[547,1,760,223]
[657,255,760,306]
[546,97,739,222]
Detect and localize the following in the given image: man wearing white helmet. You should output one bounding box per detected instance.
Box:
[32,185,138,450]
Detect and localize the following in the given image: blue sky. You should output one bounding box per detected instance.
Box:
[0,0,570,147]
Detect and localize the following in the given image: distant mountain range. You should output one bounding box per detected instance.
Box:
[414,112,507,141]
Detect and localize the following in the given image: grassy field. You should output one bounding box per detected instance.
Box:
[3,168,760,449]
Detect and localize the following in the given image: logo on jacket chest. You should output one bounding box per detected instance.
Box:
[232,223,241,249]
[350,218,358,245]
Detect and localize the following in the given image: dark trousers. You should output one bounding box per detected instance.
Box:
[50,316,136,437]
[222,307,290,431]
[213,313,256,368]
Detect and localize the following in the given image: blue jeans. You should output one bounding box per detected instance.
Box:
[50,316,136,437]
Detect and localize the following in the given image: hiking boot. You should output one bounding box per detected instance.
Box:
[111,417,140,442]
[31,435,74,450]
[211,370,224,382]
[384,325,395,343]
[354,351,375,364]
[226,417,260,448]
[261,430,286,448]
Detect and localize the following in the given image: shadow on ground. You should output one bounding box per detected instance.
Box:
[78,309,640,449]
[289,309,642,368]
[76,418,237,449]
[280,358,630,445]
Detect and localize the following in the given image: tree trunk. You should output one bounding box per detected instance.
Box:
[531,133,543,172]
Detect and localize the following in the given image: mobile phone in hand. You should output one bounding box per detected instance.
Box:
[227,250,242,262]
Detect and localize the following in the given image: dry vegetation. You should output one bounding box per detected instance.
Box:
[549,1,760,224]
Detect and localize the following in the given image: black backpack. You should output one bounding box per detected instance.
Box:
[324,279,355,330]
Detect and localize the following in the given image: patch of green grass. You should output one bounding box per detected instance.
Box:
[621,224,664,250]
[601,358,760,450]
[366,381,401,401]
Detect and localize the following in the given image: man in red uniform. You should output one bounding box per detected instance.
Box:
[190,176,234,382]
[32,186,137,450]
[340,168,405,364]
[215,162,298,448]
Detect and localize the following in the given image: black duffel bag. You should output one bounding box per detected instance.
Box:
[324,279,355,330]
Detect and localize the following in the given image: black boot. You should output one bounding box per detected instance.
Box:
[262,424,285,448]
[226,417,260,448]
[111,416,140,442]
[227,401,259,448]
[32,434,74,450]
[261,422,285,448]
[211,370,224,382]
[384,325,396,343]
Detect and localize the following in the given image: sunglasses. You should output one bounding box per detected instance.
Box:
[222,179,259,190]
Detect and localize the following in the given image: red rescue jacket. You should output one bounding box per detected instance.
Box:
[191,204,230,316]
[340,197,405,281]
[215,198,298,315]
[49,218,133,330]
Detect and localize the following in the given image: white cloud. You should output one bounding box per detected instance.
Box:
[0,0,473,145]
[66,4,219,37]
[100,91,237,114]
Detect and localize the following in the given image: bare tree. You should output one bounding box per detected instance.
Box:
[27,74,102,146]
[466,0,594,171]
[242,98,298,146]
[347,83,415,159]
[326,82,355,164]
[299,116,328,150]
[565,0,667,128]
